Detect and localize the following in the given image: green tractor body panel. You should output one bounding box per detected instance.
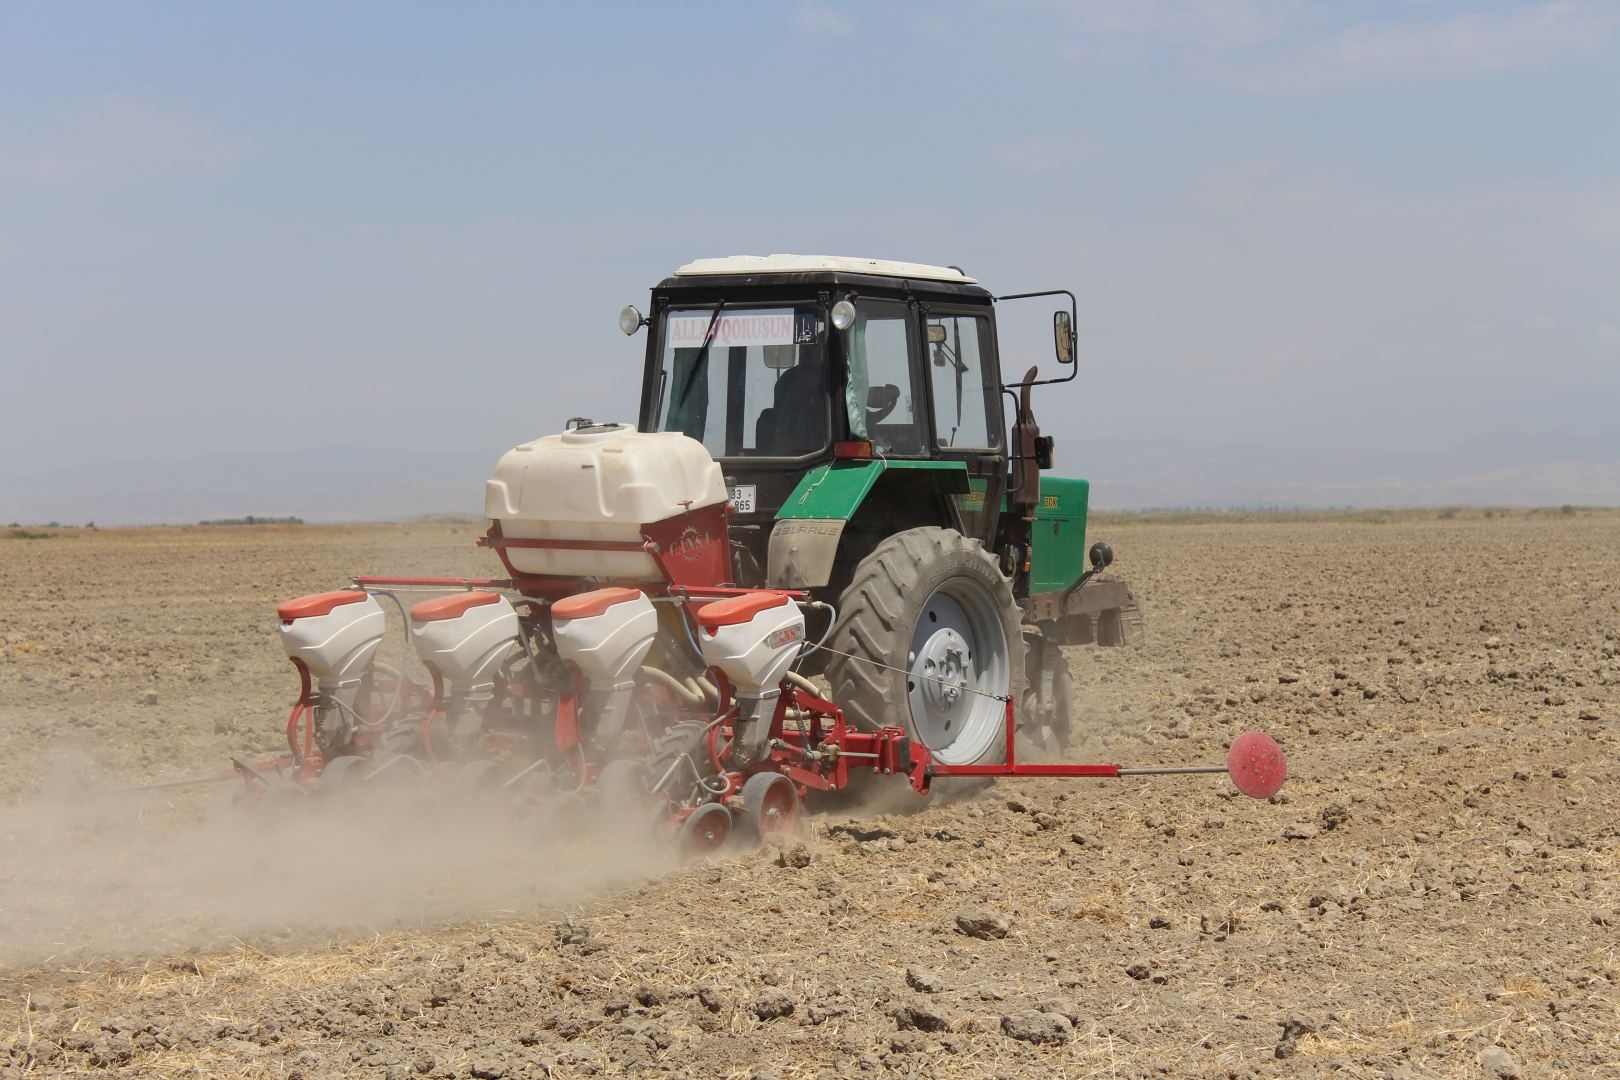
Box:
[776,459,970,521]
[1028,476,1091,595]
[953,475,1091,594]
[776,461,1090,599]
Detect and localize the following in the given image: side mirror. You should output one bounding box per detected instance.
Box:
[1053,310,1076,365]
[1033,435,1054,470]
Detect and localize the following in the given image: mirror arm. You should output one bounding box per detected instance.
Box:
[992,288,1080,390]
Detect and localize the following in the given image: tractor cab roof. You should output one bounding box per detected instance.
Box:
[656,254,992,302]
[674,255,976,283]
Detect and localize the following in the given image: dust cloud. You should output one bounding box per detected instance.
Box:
[0,755,673,968]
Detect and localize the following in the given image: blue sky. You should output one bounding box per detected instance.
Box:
[2,1,1617,493]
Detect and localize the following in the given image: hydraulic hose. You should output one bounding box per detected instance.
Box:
[640,665,706,708]
[784,670,822,698]
[686,674,720,709]
[792,600,837,669]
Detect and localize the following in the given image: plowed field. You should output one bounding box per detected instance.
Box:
[2,512,1616,1079]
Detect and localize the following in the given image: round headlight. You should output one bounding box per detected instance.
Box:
[830,299,856,331]
[618,305,644,336]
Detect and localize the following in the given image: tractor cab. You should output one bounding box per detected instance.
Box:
[634,256,1000,464]
[629,255,1042,593]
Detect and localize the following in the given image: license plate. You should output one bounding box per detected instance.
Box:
[728,484,757,514]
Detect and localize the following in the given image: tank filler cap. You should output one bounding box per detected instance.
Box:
[559,420,634,443]
[564,417,631,434]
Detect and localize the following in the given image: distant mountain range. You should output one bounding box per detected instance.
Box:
[2,432,1617,526]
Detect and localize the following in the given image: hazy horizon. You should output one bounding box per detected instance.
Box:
[3,2,1616,514]
[5,427,1618,527]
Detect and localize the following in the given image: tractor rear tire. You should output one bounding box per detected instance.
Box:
[826,527,1025,795]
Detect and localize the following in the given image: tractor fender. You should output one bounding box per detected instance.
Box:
[767,518,846,589]
[767,460,970,589]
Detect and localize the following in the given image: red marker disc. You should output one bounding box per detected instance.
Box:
[1227,731,1287,799]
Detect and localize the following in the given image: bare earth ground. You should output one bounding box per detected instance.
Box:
[0,513,1616,1079]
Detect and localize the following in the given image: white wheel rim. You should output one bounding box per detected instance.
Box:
[905,578,1009,764]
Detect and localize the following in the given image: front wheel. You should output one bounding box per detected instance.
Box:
[825,527,1025,782]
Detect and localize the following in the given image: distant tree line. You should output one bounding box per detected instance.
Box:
[198,515,305,526]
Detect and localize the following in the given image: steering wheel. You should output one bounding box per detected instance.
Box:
[865,384,901,424]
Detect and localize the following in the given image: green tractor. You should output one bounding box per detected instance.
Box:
[620,255,1139,772]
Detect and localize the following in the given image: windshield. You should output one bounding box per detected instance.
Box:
[653,304,828,458]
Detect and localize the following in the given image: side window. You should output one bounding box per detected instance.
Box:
[925,313,997,449]
[844,301,925,455]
